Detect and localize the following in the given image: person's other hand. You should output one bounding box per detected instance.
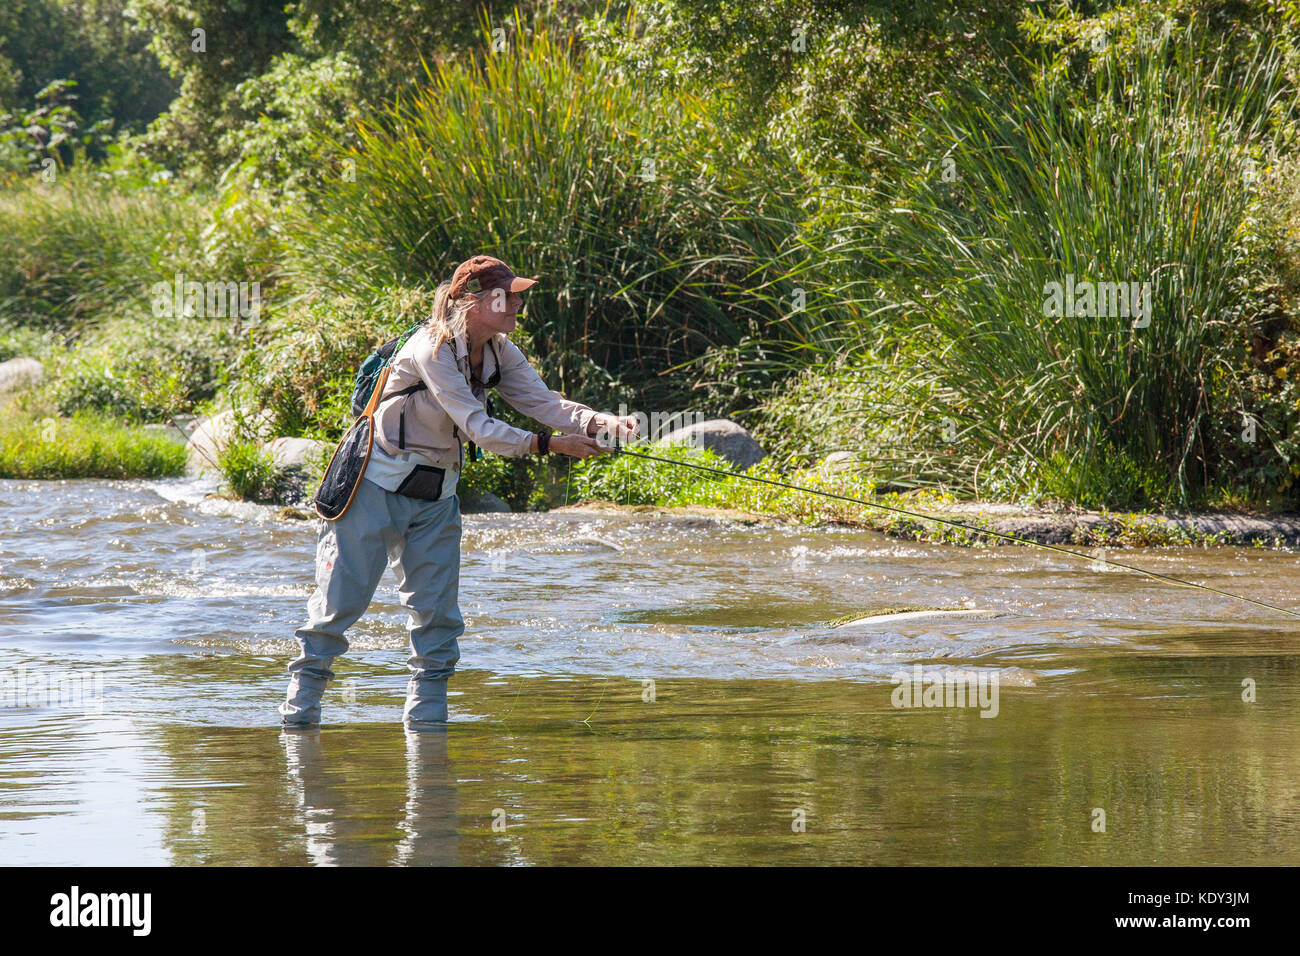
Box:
[588,413,639,443]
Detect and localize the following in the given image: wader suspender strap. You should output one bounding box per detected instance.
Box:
[448,337,501,464]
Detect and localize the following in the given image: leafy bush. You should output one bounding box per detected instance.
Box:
[132,0,294,178]
[0,0,176,136]
[219,53,365,197]
[233,286,439,441]
[132,0,600,179]
[0,79,113,178]
[47,322,230,422]
[581,0,1027,181]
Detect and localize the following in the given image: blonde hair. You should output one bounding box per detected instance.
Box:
[424,280,477,358]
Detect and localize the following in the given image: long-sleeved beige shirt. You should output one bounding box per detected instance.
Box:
[371,326,598,472]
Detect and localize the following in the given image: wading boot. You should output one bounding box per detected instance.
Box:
[280,665,331,728]
[403,675,449,728]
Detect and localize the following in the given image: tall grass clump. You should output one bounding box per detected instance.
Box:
[289,15,812,411]
[806,28,1295,507]
[216,439,282,502]
[0,169,204,331]
[0,154,280,423]
[750,343,986,494]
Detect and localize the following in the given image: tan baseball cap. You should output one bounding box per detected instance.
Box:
[448,255,537,299]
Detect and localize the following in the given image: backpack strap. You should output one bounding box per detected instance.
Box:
[378,324,430,450]
[361,366,392,417]
[394,383,428,450]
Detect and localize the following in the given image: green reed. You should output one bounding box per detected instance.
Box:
[785,30,1294,506]
[288,13,810,408]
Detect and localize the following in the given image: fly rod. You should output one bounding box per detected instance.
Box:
[605,445,1300,621]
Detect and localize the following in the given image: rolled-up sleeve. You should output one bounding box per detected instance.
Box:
[494,339,598,436]
[411,337,538,457]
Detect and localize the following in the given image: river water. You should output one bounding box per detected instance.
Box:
[1,476,1297,865]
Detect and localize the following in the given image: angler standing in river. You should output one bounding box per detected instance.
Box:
[280,255,639,728]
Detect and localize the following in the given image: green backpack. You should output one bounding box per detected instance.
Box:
[350,321,426,418]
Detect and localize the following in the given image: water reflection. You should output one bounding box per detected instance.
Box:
[280,727,458,866]
[0,656,1298,865]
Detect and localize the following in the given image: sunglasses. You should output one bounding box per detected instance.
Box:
[474,290,527,313]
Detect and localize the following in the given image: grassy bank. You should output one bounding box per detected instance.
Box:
[567,441,1297,550]
[0,407,186,479]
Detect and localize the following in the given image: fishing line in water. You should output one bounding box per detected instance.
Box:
[607,446,1300,621]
